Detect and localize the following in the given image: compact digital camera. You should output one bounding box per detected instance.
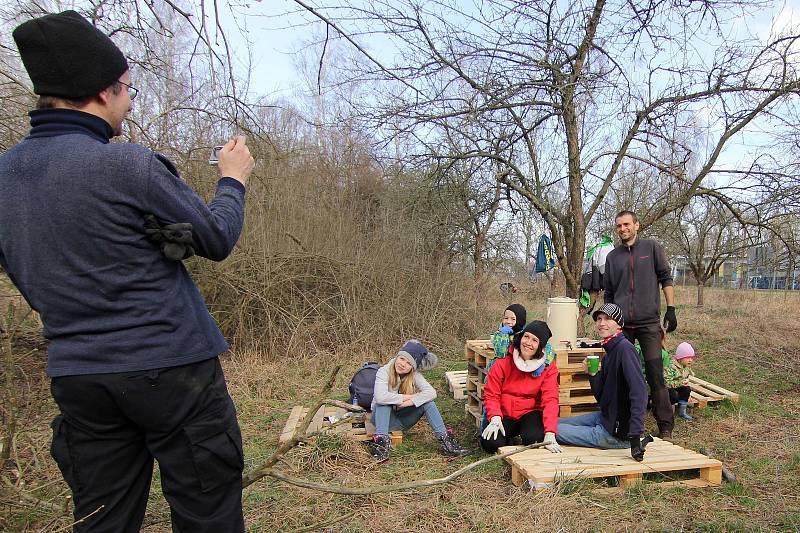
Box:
[208,145,224,165]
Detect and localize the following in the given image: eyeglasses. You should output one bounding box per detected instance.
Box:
[117,80,138,101]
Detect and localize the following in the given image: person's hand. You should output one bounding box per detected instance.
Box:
[481,416,505,441]
[681,379,690,387]
[499,325,513,335]
[580,358,589,374]
[543,432,562,453]
[218,135,254,186]
[399,399,413,408]
[629,435,645,462]
[663,305,677,333]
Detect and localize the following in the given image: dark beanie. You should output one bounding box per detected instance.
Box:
[513,320,552,358]
[396,339,438,371]
[505,303,527,334]
[13,10,129,98]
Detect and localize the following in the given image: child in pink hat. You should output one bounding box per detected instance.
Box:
[665,342,696,421]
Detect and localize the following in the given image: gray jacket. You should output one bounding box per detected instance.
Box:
[604,238,673,327]
[371,357,437,412]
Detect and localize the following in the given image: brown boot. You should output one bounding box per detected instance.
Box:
[658,429,672,441]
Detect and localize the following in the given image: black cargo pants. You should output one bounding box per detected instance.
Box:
[623,323,675,433]
[50,357,245,533]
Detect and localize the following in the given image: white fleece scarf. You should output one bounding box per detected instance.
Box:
[512,348,545,374]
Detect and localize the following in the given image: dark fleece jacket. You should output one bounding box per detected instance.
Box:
[603,238,673,326]
[588,333,648,438]
[0,109,245,377]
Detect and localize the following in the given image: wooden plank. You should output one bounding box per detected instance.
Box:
[559,405,598,417]
[688,382,725,400]
[592,477,716,495]
[554,348,604,368]
[700,465,723,484]
[618,473,643,488]
[558,392,597,406]
[520,458,721,482]
[511,465,526,487]
[689,375,738,399]
[279,406,309,443]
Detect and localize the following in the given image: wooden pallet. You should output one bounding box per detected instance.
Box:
[501,438,723,492]
[444,370,468,400]
[687,375,740,408]
[279,405,402,446]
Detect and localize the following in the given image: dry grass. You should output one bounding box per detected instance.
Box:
[2,286,799,532]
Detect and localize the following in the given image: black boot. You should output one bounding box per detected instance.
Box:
[367,434,390,463]
[437,430,471,457]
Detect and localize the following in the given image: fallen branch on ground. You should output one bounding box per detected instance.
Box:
[254,442,549,495]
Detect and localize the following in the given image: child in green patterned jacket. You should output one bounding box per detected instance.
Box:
[666,342,696,421]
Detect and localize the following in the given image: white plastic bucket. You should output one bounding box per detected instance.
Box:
[546,297,578,350]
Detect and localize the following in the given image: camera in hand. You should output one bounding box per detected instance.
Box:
[208,145,224,165]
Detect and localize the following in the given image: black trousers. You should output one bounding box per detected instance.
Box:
[669,386,691,404]
[480,410,545,453]
[624,323,675,432]
[50,357,245,533]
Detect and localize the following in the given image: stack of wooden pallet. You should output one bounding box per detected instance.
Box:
[463,339,605,427]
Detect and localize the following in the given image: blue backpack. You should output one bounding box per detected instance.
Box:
[348,362,380,410]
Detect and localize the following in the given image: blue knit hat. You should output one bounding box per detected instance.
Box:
[396,339,438,371]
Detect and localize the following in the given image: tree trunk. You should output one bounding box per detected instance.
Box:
[473,234,484,280]
[696,281,705,307]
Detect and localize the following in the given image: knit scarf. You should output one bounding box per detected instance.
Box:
[512,348,546,376]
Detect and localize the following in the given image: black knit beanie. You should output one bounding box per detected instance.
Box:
[13,10,129,98]
[513,320,552,358]
[505,303,527,334]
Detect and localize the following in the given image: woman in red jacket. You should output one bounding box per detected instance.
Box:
[480,321,562,454]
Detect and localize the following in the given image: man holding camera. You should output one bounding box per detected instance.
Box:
[0,10,253,532]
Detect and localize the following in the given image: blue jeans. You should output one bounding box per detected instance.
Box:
[371,401,447,436]
[556,412,630,449]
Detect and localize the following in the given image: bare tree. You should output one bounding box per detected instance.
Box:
[296,0,800,298]
[666,197,751,305]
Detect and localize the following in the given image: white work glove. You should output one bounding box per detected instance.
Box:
[543,432,562,453]
[481,416,505,441]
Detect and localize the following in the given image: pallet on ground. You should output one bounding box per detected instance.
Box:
[444,370,468,400]
[500,438,723,492]
[279,405,402,446]
[687,375,740,408]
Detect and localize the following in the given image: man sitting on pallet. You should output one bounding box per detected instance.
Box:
[556,303,653,461]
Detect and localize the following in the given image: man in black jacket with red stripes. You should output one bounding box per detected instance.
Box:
[603,210,677,440]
